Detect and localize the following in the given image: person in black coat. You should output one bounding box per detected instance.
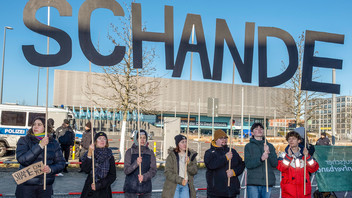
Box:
[204,129,245,198]
[316,132,331,145]
[79,121,96,171]
[56,119,75,173]
[15,117,66,198]
[81,132,116,198]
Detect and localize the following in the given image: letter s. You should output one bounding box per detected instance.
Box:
[22,0,72,67]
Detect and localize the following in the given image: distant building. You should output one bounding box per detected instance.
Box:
[307,96,352,139]
[53,69,294,134]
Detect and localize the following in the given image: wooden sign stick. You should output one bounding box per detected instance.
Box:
[185,24,195,180]
[228,62,235,187]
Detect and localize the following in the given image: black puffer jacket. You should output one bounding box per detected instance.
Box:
[16,134,66,185]
[204,141,245,197]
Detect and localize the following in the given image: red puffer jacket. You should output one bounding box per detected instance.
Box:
[277,146,319,198]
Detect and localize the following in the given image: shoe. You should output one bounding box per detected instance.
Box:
[56,173,64,176]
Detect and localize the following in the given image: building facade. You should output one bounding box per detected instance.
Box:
[53,70,294,133]
[307,96,352,139]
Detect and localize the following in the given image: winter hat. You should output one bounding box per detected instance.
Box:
[94,132,108,142]
[294,127,305,139]
[214,129,227,141]
[85,121,91,129]
[174,134,187,146]
[63,119,70,125]
[134,129,148,145]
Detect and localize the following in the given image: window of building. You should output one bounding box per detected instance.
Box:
[342,98,345,102]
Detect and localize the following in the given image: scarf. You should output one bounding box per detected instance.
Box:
[94,148,113,181]
[34,132,45,141]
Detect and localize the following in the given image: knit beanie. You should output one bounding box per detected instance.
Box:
[214,129,227,141]
[94,132,108,142]
[174,134,187,146]
[133,129,148,146]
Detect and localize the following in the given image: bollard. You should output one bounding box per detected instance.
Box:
[72,145,75,160]
[154,141,157,156]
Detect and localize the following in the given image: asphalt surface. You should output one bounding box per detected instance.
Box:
[0,167,351,198]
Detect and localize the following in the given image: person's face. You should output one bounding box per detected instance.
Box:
[321,135,326,139]
[253,126,264,138]
[33,119,44,134]
[96,136,107,148]
[139,134,147,146]
[178,139,187,152]
[215,136,228,147]
[288,136,300,148]
[85,126,90,131]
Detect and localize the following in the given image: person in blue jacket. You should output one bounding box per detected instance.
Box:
[204,129,245,198]
[15,117,66,198]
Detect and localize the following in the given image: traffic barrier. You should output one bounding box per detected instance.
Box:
[0,160,206,165]
[0,188,207,197]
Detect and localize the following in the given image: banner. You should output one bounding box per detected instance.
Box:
[79,105,85,119]
[314,146,352,192]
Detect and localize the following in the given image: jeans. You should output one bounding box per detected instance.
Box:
[174,184,189,198]
[247,185,272,198]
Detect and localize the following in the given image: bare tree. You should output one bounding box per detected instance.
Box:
[85,4,161,162]
[279,33,324,127]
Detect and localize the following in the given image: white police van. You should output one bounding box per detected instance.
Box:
[0,104,81,157]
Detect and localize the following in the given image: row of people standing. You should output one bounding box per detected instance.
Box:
[15,118,320,198]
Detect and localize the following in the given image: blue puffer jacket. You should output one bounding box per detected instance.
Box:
[16,134,66,185]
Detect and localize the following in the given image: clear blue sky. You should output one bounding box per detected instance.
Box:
[0,0,351,106]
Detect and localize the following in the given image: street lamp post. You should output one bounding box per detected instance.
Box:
[0,26,13,104]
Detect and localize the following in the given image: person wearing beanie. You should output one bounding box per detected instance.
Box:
[162,134,198,198]
[56,119,75,173]
[123,130,157,198]
[15,117,65,198]
[81,132,116,198]
[245,123,278,198]
[79,121,96,172]
[316,132,330,145]
[204,129,245,198]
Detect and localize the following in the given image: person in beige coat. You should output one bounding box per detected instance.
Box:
[162,134,198,198]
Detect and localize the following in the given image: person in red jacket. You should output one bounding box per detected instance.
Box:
[277,131,319,198]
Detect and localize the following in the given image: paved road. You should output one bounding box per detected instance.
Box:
[0,167,350,198]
